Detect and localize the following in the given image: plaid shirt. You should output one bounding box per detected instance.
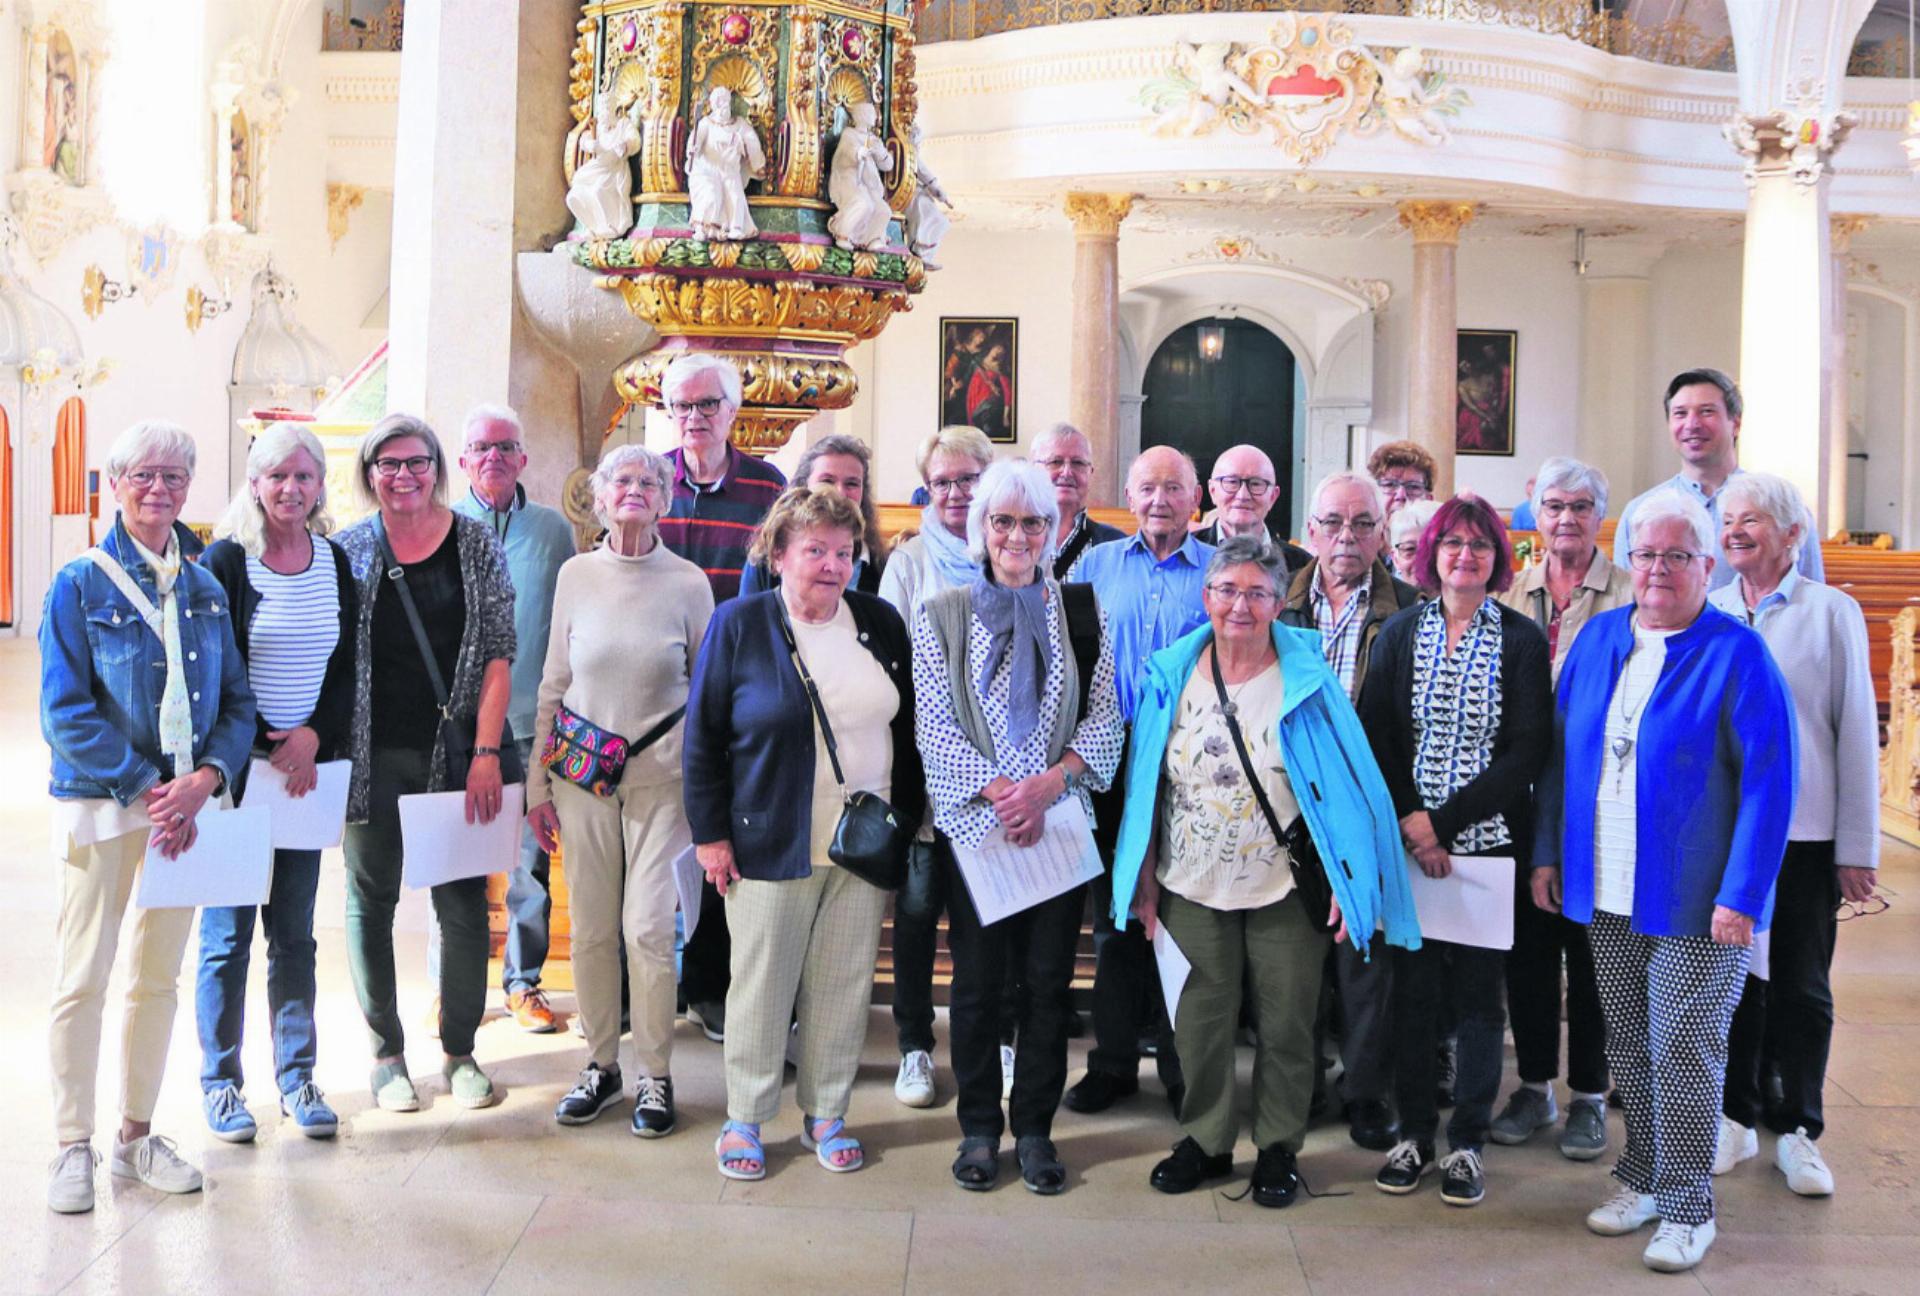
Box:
[1310,569,1373,698]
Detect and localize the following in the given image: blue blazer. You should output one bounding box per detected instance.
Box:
[683,589,924,881]
[1533,603,1796,936]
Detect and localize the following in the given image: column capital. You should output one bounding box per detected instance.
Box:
[1722,108,1856,190]
[1064,192,1135,239]
[1397,201,1476,245]
[1831,213,1871,252]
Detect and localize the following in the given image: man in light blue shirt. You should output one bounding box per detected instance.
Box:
[1063,446,1214,1116]
[1613,368,1824,591]
[440,404,577,1033]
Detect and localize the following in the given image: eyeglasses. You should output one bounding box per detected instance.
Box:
[928,472,981,497]
[1393,540,1419,558]
[1438,536,1496,557]
[1211,474,1274,497]
[1206,582,1278,608]
[667,398,726,419]
[988,513,1049,536]
[1038,456,1092,474]
[1539,499,1596,518]
[1313,514,1379,538]
[373,455,437,478]
[465,440,522,459]
[1378,477,1432,499]
[1836,893,1891,922]
[124,468,190,490]
[607,473,661,495]
[1627,547,1703,571]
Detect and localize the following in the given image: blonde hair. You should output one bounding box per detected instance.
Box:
[215,424,334,556]
[914,424,994,482]
[747,485,865,569]
[355,413,449,512]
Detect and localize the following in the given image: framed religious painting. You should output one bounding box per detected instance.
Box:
[1456,329,1516,456]
[939,316,1018,443]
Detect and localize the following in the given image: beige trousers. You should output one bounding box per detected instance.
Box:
[550,778,688,1077]
[723,863,887,1124]
[50,828,194,1144]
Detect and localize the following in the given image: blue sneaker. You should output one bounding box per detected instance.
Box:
[280,1082,339,1139]
[203,1083,257,1144]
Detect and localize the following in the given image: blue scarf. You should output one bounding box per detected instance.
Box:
[918,505,982,592]
[970,576,1050,746]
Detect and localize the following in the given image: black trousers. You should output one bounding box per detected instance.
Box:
[680,879,731,1007]
[1724,840,1841,1138]
[1506,868,1609,1094]
[945,850,1085,1139]
[890,837,945,1055]
[1084,749,1180,1086]
[1391,937,1506,1150]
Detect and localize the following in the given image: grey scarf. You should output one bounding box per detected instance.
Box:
[970,577,1049,746]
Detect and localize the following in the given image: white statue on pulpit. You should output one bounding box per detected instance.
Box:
[827,101,893,252]
[565,95,641,240]
[904,122,952,269]
[686,87,764,242]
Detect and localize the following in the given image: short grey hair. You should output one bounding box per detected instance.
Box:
[106,420,197,480]
[1531,456,1610,519]
[462,403,523,447]
[589,443,673,530]
[660,353,743,408]
[1032,421,1090,458]
[966,460,1060,567]
[1390,498,1441,549]
[356,412,449,511]
[915,424,995,481]
[1720,471,1810,562]
[1204,532,1288,593]
[1629,486,1714,557]
[215,423,334,556]
[1310,469,1383,524]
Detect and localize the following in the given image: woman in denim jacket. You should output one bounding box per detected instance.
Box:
[40,420,256,1215]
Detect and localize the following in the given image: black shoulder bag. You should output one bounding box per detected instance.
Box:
[1208,645,1338,932]
[777,604,911,890]
[375,520,523,789]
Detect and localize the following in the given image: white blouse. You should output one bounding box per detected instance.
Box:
[1592,619,1679,916]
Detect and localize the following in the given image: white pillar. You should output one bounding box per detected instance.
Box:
[1828,215,1869,536]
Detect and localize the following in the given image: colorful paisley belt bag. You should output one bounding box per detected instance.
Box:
[542,702,685,797]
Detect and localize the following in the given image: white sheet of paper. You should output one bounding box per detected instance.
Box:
[1152,922,1192,1033]
[399,786,525,889]
[242,758,350,850]
[137,805,274,909]
[673,845,703,943]
[1404,853,1516,950]
[949,797,1104,926]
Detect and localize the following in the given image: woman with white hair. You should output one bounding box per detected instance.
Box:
[1707,472,1878,1197]
[878,423,997,1108]
[195,424,358,1144]
[1534,487,1795,1272]
[527,445,714,1137]
[1387,499,1440,590]
[41,420,256,1213]
[912,460,1122,1193]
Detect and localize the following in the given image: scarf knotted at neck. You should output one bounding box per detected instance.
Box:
[917,504,982,592]
[127,530,194,780]
[970,577,1050,746]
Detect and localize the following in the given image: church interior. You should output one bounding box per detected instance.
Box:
[7,0,1920,1291]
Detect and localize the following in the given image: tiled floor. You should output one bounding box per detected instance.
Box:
[6,639,1917,1294]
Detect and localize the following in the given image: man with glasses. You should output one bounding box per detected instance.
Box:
[1277,469,1421,1152]
[1032,423,1122,579]
[1613,367,1825,591]
[1064,446,1214,1115]
[436,405,577,1033]
[1194,444,1311,573]
[656,354,788,1043]
[1367,441,1438,524]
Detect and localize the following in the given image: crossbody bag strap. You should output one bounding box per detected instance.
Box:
[85,547,165,637]
[374,519,453,720]
[1208,644,1290,844]
[773,602,849,793]
[628,703,688,754]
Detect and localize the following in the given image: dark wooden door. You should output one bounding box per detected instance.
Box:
[1140,318,1296,530]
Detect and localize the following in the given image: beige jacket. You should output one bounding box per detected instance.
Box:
[1498,548,1634,683]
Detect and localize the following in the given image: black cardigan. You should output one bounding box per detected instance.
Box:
[1358,598,1552,860]
[202,536,359,762]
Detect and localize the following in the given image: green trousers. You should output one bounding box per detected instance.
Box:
[1161,887,1330,1157]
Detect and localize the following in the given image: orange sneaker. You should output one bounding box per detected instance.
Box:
[507,987,557,1034]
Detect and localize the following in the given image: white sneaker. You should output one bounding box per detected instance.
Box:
[1000,1044,1016,1100]
[895,1049,935,1107]
[1642,1218,1716,1272]
[1775,1128,1835,1196]
[1585,1188,1659,1236]
[48,1144,99,1214]
[1711,1116,1757,1175]
[110,1134,203,1195]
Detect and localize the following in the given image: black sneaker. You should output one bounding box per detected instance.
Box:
[1250,1145,1301,1209]
[1347,1098,1400,1152]
[1374,1139,1437,1194]
[1149,1136,1234,1194]
[1439,1147,1485,1207]
[554,1063,623,1126]
[687,1001,725,1043]
[631,1075,675,1138]
[1063,1070,1138,1114]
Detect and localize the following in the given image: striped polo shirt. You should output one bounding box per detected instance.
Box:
[245,533,341,728]
[658,444,787,604]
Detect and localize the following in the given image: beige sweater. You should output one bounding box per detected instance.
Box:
[529,541,715,805]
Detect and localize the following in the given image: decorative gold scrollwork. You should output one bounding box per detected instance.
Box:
[638,4,688,196]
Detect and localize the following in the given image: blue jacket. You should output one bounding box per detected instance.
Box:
[40,516,257,805]
[683,589,925,881]
[1108,622,1422,958]
[1533,603,1796,936]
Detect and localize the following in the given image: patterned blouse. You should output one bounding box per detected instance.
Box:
[337,511,517,823]
[1410,597,1510,853]
[912,589,1124,850]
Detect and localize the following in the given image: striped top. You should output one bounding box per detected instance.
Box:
[657,445,786,604]
[244,533,341,729]
[1592,620,1676,916]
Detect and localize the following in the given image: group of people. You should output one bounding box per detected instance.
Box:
[42,360,1878,1274]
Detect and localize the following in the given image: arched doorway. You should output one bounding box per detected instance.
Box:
[1140,317,1296,523]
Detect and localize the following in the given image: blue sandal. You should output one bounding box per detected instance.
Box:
[800,1115,865,1173]
[715,1120,765,1181]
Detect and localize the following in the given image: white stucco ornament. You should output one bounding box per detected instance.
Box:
[686,86,765,242]
[1356,46,1465,147]
[904,122,952,269]
[826,100,893,252]
[566,94,641,240]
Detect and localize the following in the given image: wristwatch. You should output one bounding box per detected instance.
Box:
[1057,764,1080,795]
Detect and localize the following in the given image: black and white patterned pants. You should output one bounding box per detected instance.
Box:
[1589,910,1752,1225]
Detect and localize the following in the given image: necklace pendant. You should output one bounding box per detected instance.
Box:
[1609,736,1633,765]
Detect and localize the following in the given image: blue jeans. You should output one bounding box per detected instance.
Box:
[196,847,322,1095]
[426,736,550,992]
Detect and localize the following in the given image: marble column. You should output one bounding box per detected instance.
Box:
[1398,201,1475,499]
[1828,215,1869,536]
[1065,192,1133,507]
[1575,247,1660,510]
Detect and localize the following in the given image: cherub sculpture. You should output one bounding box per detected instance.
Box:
[1141,40,1268,138]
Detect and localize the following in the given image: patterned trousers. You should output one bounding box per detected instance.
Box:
[1589,910,1751,1225]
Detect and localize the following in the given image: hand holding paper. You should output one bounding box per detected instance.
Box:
[244,759,350,850]
[399,785,525,889]
[138,804,273,909]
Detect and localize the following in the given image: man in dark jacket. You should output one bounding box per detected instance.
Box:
[1193,444,1311,573]
[1035,423,1124,579]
